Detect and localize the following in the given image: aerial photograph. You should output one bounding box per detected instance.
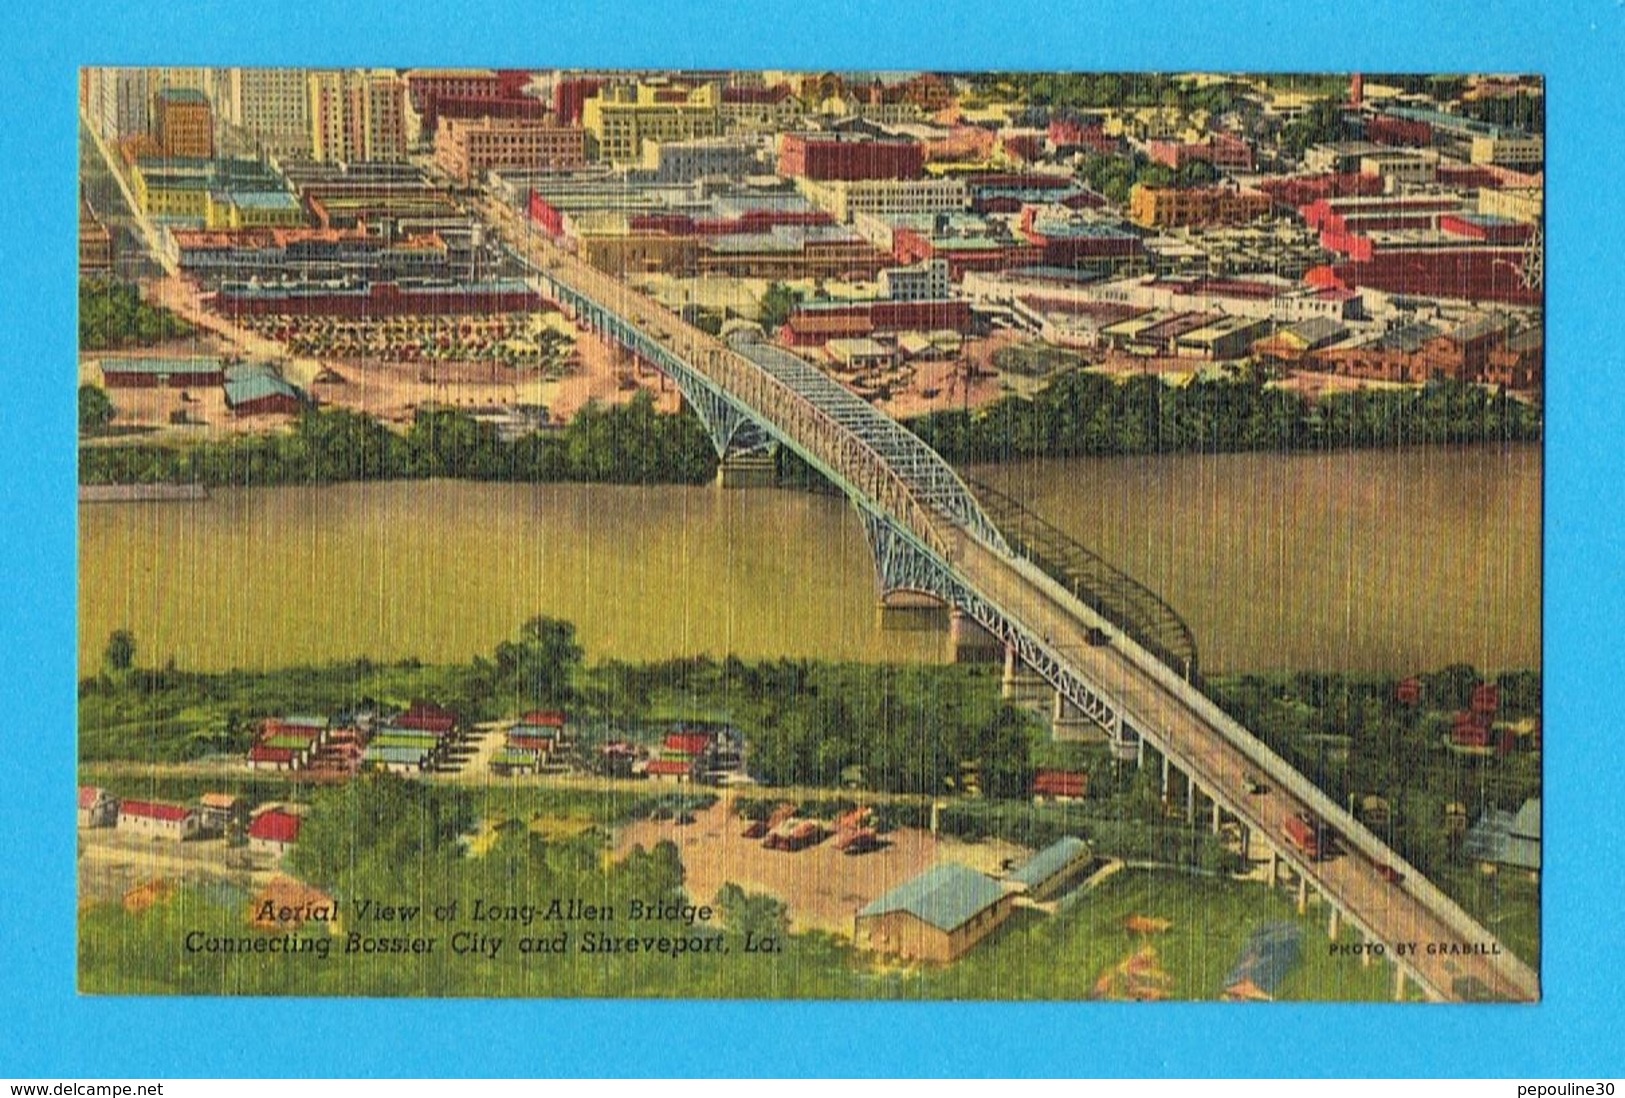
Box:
[76,67,1542,1002]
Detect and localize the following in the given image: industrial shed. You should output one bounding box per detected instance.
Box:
[853,862,1014,963]
[1005,836,1095,901]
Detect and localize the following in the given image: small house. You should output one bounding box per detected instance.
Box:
[118,799,202,841]
[78,786,118,828]
[248,809,303,856]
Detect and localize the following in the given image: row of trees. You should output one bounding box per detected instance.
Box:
[907,371,1542,463]
[79,392,720,487]
[79,278,193,351]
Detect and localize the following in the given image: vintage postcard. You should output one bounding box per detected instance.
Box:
[76,68,1541,1002]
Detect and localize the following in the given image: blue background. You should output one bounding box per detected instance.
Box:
[3,0,1621,1078]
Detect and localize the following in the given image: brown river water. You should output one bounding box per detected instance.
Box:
[79,445,1540,676]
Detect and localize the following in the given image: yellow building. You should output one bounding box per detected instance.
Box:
[204,190,307,230]
[1469,134,1544,169]
[581,81,721,166]
[131,163,212,221]
[1128,183,1272,229]
[1478,186,1543,225]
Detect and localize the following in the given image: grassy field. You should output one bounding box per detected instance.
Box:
[1438,864,1541,967]
[917,870,1399,1002]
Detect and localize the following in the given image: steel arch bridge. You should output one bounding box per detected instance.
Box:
[508,230,1144,754]
[486,199,1539,1002]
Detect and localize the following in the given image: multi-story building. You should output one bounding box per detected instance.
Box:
[879,258,950,301]
[154,87,214,159]
[637,137,760,183]
[308,70,408,163]
[1127,183,1272,229]
[719,85,803,133]
[797,176,969,223]
[1469,134,1544,169]
[93,68,151,142]
[432,117,585,184]
[1478,186,1543,225]
[1359,150,1438,189]
[778,132,925,181]
[581,81,722,166]
[227,68,313,158]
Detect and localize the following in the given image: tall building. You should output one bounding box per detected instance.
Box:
[308,70,408,163]
[433,117,586,184]
[581,81,721,165]
[228,68,313,158]
[93,68,151,141]
[154,87,215,159]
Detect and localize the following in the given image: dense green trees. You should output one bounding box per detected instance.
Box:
[102,628,135,673]
[79,392,720,487]
[908,371,1541,463]
[757,282,800,333]
[79,385,115,433]
[79,278,193,351]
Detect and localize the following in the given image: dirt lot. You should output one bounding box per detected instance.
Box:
[90,275,682,437]
[77,826,279,906]
[613,796,1028,936]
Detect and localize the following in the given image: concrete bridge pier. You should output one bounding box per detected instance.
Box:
[715,452,777,489]
[1362,937,1374,968]
[1051,692,1104,742]
[1394,965,1408,1002]
[1161,754,1172,800]
[1266,847,1280,888]
[948,609,1003,664]
[876,590,949,634]
[1297,874,1309,916]
[1000,645,1052,704]
[1184,775,1197,825]
[1211,799,1223,836]
[1328,906,1341,941]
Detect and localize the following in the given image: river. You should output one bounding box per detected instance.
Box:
[78,444,1540,677]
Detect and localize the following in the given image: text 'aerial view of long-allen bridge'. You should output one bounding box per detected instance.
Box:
[76,67,1542,1002]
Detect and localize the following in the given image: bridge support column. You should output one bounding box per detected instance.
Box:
[1394,965,1408,1002]
[1267,848,1279,888]
[1239,826,1250,860]
[1297,874,1309,915]
[1184,776,1196,825]
[1211,800,1222,835]
[949,609,1002,664]
[715,452,777,489]
[1160,754,1171,799]
[1051,692,1102,742]
[1328,907,1341,941]
[1136,734,1146,769]
[1001,645,1051,704]
[1362,938,1373,968]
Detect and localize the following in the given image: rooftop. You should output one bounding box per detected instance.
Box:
[858,862,1006,932]
[1007,836,1091,890]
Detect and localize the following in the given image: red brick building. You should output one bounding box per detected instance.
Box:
[779,133,925,181]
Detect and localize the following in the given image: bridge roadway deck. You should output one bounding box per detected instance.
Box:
[484,196,1538,1002]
